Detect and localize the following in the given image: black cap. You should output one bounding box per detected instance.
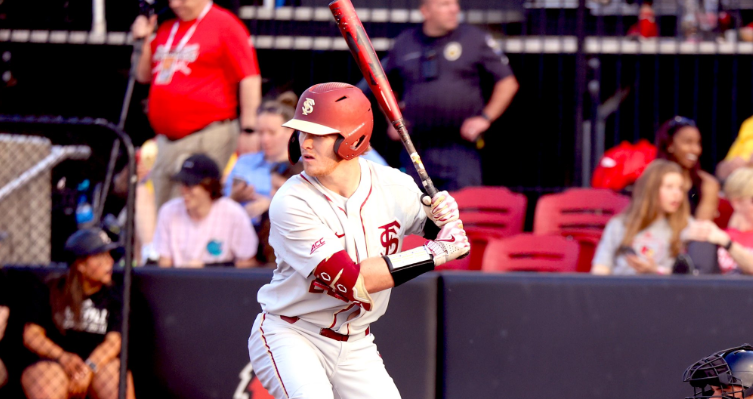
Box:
[64,228,121,260]
[171,154,221,186]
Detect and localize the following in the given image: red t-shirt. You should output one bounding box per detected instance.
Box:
[148,5,260,140]
[717,228,753,274]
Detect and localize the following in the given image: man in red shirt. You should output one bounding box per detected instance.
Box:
[131,0,261,210]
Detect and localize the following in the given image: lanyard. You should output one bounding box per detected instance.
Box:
[164,1,213,54]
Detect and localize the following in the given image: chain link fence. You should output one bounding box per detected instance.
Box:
[0,117,135,399]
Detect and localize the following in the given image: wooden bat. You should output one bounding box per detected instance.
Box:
[329,0,438,197]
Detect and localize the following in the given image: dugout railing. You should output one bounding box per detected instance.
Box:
[0,115,136,399]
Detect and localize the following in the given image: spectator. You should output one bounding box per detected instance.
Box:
[134,140,159,264]
[154,154,258,268]
[225,93,298,225]
[131,0,262,211]
[687,167,753,274]
[383,0,519,191]
[255,161,304,266]
[716,115,753,182]
[655,116,720,221]
[21,228,135,399]
[591,160,690,275]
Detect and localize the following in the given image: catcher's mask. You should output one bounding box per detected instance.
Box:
[683,344,753,399]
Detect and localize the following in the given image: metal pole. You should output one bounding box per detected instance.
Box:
[575,0,587,186]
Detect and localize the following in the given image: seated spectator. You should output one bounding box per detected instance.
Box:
[592,160,691,275]
[154,154,258,268]
[687,167,753,274]
[21,228,135,399]
[226,94,297,225]
[255,162,304,266]
[716,115,753,182]
[655,116,720,220]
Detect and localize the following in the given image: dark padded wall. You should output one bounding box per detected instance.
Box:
[440,273,753,399]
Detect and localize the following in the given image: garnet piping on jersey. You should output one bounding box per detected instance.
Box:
[259,314,290,398]
[329,303,358,330]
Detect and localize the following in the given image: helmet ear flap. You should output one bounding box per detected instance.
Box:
[333,135,346,159]
[288,131,301,165]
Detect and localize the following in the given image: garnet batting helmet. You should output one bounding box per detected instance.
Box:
[683,344,753,398]
[284,82,373,164]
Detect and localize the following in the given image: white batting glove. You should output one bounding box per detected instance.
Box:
[424,219,470,266]
[421,191,460,228]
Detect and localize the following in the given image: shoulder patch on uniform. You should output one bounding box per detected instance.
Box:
[486,34,503,56]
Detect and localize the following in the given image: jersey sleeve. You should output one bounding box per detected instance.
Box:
[221,15,260,82]
[592,217,625,269]
[477,32,514,83]
[229,202,258,261]
[268,192,347,278]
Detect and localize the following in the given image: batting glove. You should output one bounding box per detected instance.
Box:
[425,219,470,266]
[421,191,460,228]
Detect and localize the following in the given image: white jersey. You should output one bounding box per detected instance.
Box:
[257,157,426,336]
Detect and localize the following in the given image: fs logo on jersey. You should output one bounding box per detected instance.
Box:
[311,238,326,254]
[379,220,401,255]
[302,98,316,115]
[234,363,273,399]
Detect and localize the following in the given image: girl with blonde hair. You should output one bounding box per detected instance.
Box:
[592,159,691,275]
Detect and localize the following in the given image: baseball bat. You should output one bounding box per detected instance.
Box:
[329,0,438,197]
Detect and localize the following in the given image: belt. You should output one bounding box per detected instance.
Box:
[278,315,370,342]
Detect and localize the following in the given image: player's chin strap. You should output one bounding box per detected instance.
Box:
[383,239,467,287]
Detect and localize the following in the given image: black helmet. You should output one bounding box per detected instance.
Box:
[683,344,753,398]
[64,227,121,261]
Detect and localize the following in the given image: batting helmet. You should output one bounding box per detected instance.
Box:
[683,344,753,398]
[283,83,373,163]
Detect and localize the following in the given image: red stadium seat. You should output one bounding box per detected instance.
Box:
[481,234,580,273]
[715,197,734,229]
[533,188,630,273]
[451,186,527,269]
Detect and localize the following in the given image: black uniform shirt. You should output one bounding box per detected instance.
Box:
[384,24,514,144]
[27,278,122,360]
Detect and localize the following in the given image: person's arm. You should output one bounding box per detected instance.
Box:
[460,76,519,142]
[131,15,158,84]
[591,219,623,275]
[696,221,753,274]
[235,258,259,268]
[695,171,720,221]
[158,256,173,267]
[239,75,262,131]
[24,323,87,378]
[0,306,8,341]
[85,332,121,372]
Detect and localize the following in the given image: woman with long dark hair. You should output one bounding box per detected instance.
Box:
[592,160,692,275]
[21,228,135,399]
[655,116,720,221]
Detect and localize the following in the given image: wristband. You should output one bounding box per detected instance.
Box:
[85,359,98,374]
[383,245,435,287]
[724,239,734,251]
[480,112,492,122]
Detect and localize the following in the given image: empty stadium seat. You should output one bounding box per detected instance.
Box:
[481,234,580,273]
[533,188,630,273]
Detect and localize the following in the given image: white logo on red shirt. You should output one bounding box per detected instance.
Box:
[153,44,200,85]
[311,238,325,255]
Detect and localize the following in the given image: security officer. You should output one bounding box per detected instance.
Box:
[383,0,519,191]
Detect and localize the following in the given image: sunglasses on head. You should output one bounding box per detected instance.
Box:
[668,116,697,130]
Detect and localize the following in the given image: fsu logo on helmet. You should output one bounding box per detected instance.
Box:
[302,98,316,115]
[234,363,273,399]
[379,220,401,255]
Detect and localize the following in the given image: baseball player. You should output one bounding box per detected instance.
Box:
[247,82,470,399]
[683,343,753,398]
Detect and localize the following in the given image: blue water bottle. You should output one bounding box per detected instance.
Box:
[75,180,94,228]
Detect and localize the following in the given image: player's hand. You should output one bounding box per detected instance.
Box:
[425,220,470,266]
[230,179,255,202]
[625,255,658,274]
[421,191,459,228]
[460,116,491,142]
[131,14,157,40]
[59,352,86,378]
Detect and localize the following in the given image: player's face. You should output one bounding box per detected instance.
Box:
[259,113,294,162]
[169,0,210,21]
[658,171,684,214]
[298,132,340,178]
[78,252,114,286]
[421,0,460,33]
[669,126,702,170]
[180,183,212,212]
